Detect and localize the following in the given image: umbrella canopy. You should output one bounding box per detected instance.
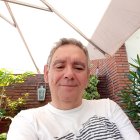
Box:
[88,0,140,59]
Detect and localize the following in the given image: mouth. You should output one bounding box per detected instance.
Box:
[60,85,77,87]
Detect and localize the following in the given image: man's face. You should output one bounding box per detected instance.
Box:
[44,44,89,108]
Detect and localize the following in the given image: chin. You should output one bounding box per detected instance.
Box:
[60,96,75,102]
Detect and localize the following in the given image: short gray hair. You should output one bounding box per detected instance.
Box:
[47,38,90,67]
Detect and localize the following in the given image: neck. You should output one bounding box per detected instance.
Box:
[50,100,82,110]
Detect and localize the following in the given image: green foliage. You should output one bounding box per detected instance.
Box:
[83,75,100,100]
[118,54,140,128]
[0,133,7,140]
[0,68,34,119]
[0,68,33,87]
[6,93,29,117]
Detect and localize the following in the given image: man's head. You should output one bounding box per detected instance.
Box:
[47,38,90,68]
[44,38,90,109]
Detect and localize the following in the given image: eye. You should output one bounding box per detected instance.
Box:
[56,66,64,69]
[55,64,64,70]
[74,65,84,70]
[76,67,83,70]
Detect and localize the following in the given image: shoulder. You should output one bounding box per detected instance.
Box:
[83,98,120,117]
[83,98,117,107]
[13,104,48,123]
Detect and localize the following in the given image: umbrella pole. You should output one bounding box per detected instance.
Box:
[4,2,41,74]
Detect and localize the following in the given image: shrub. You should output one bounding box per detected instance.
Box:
[0,133,6,140]
[83,75,100,100]
[118,54,140,128]
[0,68,34,119]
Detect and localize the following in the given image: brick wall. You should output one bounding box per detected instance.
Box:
[97,76,108,98]
[90,45,130,102]
[6,74,51,108]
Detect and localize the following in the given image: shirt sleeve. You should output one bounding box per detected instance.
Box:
[7,111,38,140]
[109,99,140,140]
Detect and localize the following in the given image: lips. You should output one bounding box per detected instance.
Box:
[59,80,78,87]
[59,82,77,87]
[60,84,77,87]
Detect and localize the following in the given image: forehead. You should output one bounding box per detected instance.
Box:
[51,45,87,62]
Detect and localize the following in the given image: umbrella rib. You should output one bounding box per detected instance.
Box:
[40,0,108,56]
[1,0,108,56]
[4,2,41,74]
[0,0,52,12]
[0,13,15,27]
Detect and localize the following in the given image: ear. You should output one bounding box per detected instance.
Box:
[44,64,49,83]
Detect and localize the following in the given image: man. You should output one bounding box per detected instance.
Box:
[7,38,140,140]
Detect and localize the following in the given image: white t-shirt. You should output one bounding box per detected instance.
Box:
[7,99,140,140]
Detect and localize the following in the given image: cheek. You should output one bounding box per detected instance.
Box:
[79,74,89,87]
[48,72,61,85]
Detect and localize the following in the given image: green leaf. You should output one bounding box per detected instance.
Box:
[118,54,140,129]
[83,75,100,100]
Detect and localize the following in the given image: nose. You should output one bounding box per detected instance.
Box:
[64,67,74,80]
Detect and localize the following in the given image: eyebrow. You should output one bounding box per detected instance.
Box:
[53,59,86,67]
[73,61,86,68]
[52,59,65,66]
